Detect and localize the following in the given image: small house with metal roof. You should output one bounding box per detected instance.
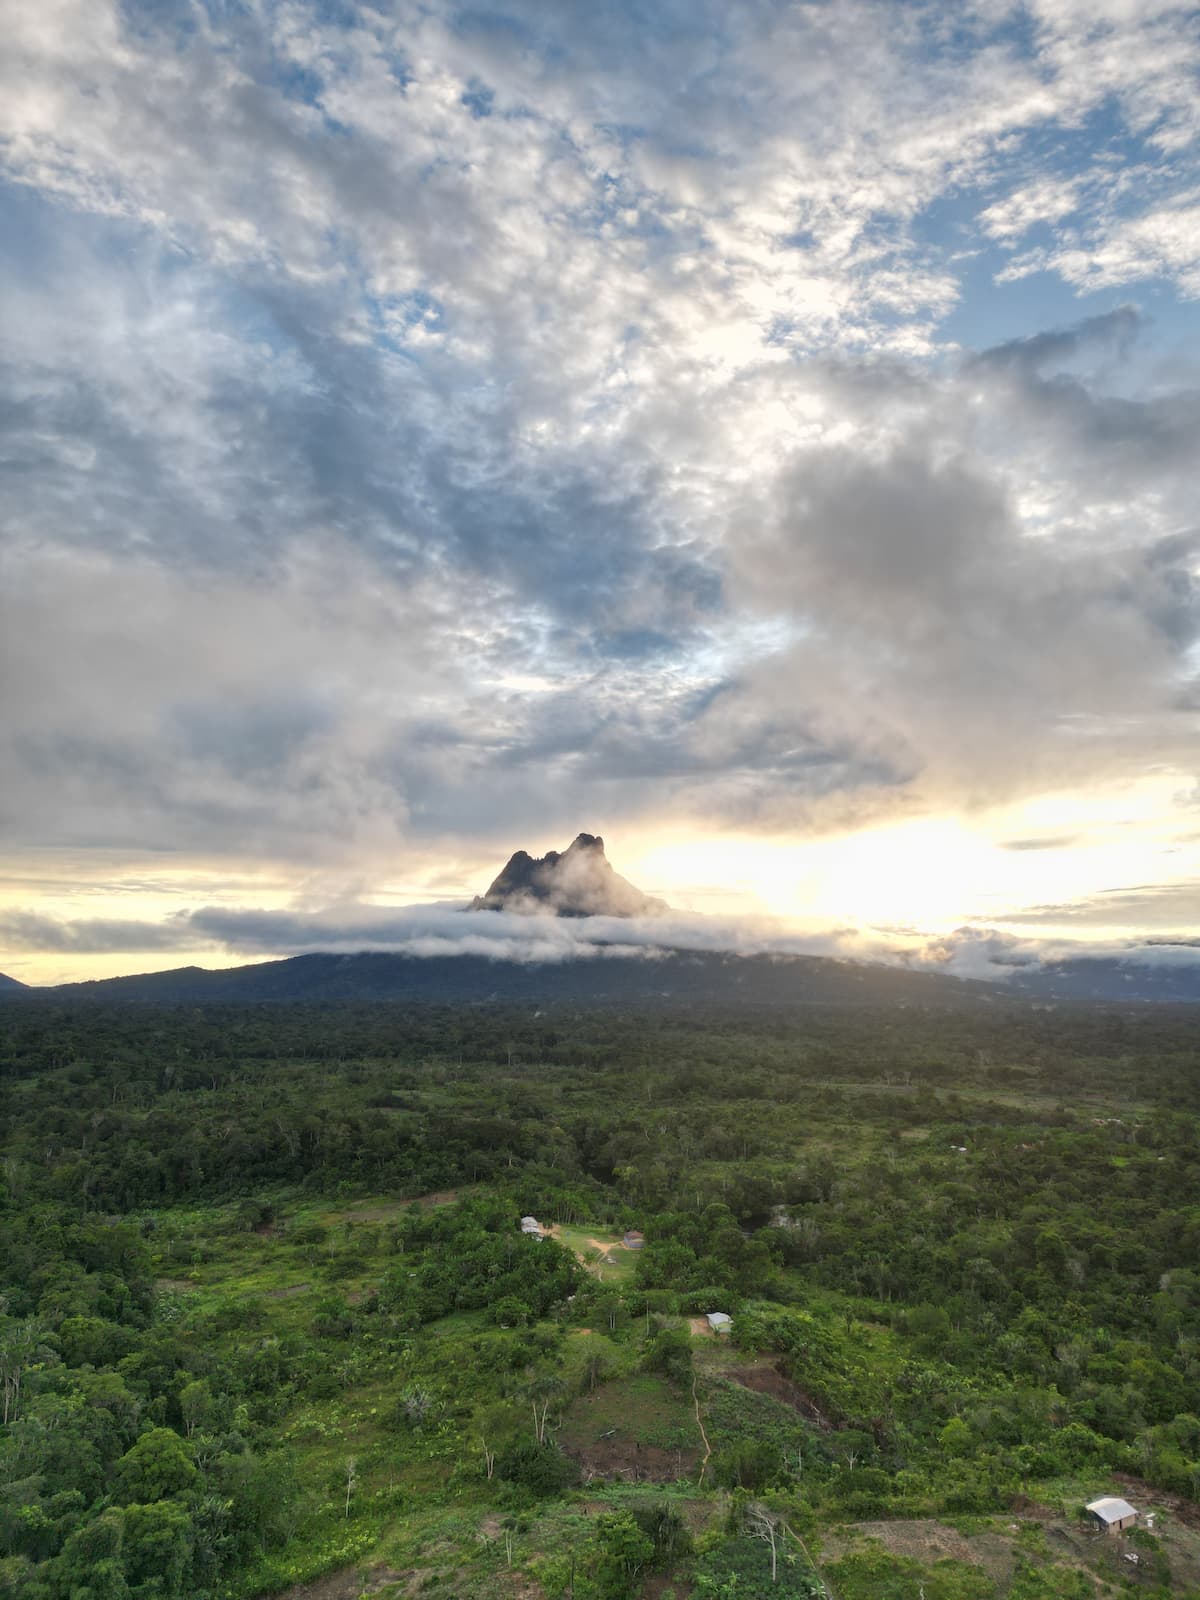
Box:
[1086,1496,1138,1534]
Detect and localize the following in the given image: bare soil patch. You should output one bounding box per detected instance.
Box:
[643,1575,693,1599]
[266,1283,310,1299]
[689,1316,713,1338]
[822,1520,1017,1589]
[1113,1471,1200,1529]
[829,1509,1200,1597]
[508,1579,546,1600]
[267,1563,405,1600]
[1009,1492,1059,1519]
[566,1433,701,1483]
[547,1226,620,1270]
[578,1237,620,1266]
[725,1363,833,1428]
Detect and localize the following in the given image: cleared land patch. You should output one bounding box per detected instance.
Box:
[725,1360,835,1429]
[549,1222,637,1283]
[559,1372,702,1482]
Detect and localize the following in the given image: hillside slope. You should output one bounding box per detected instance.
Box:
[10,947,992,1006]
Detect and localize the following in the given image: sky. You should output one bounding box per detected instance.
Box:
[2,0,1200,985]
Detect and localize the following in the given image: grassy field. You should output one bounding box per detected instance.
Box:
[551,1222,640,1283]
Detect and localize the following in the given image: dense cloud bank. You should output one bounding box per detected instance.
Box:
[5,902,1200,989]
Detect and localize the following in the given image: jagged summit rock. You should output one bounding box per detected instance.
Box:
[469,833,668,917]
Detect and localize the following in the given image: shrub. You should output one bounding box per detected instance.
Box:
[643,1325,693,1387]
[713,1439,783,1491]
[494,1441,579,1497]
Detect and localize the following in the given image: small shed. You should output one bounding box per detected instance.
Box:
[1086,1496,1138,1534]
[623,1229,644,1250]
[520,1216,543,1237]
[706,1312,733,1333]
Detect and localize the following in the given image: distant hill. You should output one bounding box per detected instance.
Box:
[7,947,994,1007]
[470,833,667,916]
[5,943,1200,1010]
[1007,956,1200,1004]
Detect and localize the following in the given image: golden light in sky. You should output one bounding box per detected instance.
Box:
[6,772,1196,986]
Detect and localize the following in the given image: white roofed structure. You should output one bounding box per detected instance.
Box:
[1086,1497,1138,1532]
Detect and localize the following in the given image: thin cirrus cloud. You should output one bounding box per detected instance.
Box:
[1,0,1200,977]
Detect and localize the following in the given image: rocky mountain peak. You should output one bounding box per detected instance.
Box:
[469,833,667,917]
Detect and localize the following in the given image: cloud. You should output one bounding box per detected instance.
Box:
[0,911,195,955]
[0,898,879,967]
[1,0,1200,926]
[993,880,1200,928]
[1000,835,1083,852]
[711,377,1200,823]
[9,899,1200,995]
[0,541,439,858]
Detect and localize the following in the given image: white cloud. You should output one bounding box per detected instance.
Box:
[2,0,1200,965]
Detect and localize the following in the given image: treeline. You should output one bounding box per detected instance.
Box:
[5,1001,1200,1218]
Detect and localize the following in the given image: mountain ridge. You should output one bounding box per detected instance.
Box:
[1,947,993,1006]
[469,832,668,917]
[4,944,1200,1006]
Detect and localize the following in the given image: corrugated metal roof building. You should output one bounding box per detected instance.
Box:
[1086,1497,1138,1533]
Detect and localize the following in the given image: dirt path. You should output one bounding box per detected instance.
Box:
[547,1226,620,1271]
[692,1372,712,1487]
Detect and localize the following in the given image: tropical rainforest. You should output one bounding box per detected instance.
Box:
[2,998,1200,1599]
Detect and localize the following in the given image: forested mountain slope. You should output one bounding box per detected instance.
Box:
[10,947,995,1006]
[10,945,1200,1007]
